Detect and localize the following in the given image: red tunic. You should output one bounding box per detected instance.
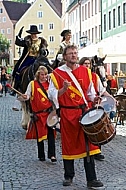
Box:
[92,72,99,94]
[51,65,100,160]
[26,80,52,142]
[111,79,118,88]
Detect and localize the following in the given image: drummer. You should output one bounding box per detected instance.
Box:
[79,57,116,161]
[18,66,57,163]
[48,45,104,189]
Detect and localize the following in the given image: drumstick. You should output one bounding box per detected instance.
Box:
[47,64,65,81]
[6,83,23,96]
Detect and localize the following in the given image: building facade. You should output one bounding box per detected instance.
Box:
[0,0,62,65]
[62,0,126,75]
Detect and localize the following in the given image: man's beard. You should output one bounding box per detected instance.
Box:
[69,59,77,64]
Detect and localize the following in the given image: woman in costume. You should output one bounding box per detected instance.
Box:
[53,29,72,68]
[20,66,56,162]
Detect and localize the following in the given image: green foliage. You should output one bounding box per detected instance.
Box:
[0,34,10,53]
[10,0,27,3]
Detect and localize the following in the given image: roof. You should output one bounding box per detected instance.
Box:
[3,1,31,21]
[46,0,62,17]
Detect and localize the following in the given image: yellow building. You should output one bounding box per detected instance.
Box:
[15,0,62,63]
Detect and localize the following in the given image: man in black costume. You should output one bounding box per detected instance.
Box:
[10,25,48,96]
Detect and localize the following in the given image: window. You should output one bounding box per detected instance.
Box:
[49,36,54,42]
[49,49,54,55]
[85,4,87,20]
[104,14,106,32]
[8,39,12,45]
[88,29,90,41]
[95,26,97,41]
[113,9,116,28]
[95,0,97,14]
[76,33,78,45]
[2,17,6,22]
[123,3,126,24]
[38,24,43,30]
[112,63,117,75]
[48,23,54,30]
[1,29,5,34]
[109,11,111,30]
[120,63,126,73]
[91,0,93,16]
[92,28,94,43]
[99,25,101,40]
[37,11,43,18]
[98,0,101,12]
[0,8,3,13]
[88,2,90,18]
[82,6,84,21]
[118,6,121,26]
[7,28,11,34]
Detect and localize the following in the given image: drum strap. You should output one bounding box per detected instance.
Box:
[65,67,88,108]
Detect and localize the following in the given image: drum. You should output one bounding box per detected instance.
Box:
[100,96,116,113]
[47,110,60,131]
[79,106,116,145]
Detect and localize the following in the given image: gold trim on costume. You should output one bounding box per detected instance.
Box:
[50,73,59,90]
[29,38,41,57]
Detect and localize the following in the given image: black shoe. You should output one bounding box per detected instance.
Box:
[87,179,103,188]
[94,153,105,161]
[51,157,57,163]
[63,178,72,186]
[39,157,45,161]
[12,107,19,111]
[10,91,16,96]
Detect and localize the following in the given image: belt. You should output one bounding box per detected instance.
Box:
[60,104,86,109]
[33,106,53,114]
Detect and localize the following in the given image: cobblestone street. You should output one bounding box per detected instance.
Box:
[0,94,126,190]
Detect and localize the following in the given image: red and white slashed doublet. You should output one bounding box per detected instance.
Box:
[26,80,52,142]
[50,65,100,160]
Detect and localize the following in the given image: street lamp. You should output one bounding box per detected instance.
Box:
[80,36,88,47]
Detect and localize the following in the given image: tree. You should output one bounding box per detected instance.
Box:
[0,34,10,53]
[0,34,10,64]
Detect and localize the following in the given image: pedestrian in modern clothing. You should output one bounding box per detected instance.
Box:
[117,80,126,95]
[19,66,56,162]
[10,25,48,96]
[0,83,2,91]
[48,45,103,188]
[0,67,9,96]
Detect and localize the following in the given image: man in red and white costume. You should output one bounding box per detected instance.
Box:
[48,45,104,189]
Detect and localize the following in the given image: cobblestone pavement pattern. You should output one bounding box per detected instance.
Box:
[0,95,126,190]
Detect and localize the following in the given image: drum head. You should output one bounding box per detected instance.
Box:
[80,106,104,125]
[100,96,115,113]
[47,110,59,127]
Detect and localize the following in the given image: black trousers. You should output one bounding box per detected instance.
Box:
[37,127,56,159]
[63,156,97,182]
